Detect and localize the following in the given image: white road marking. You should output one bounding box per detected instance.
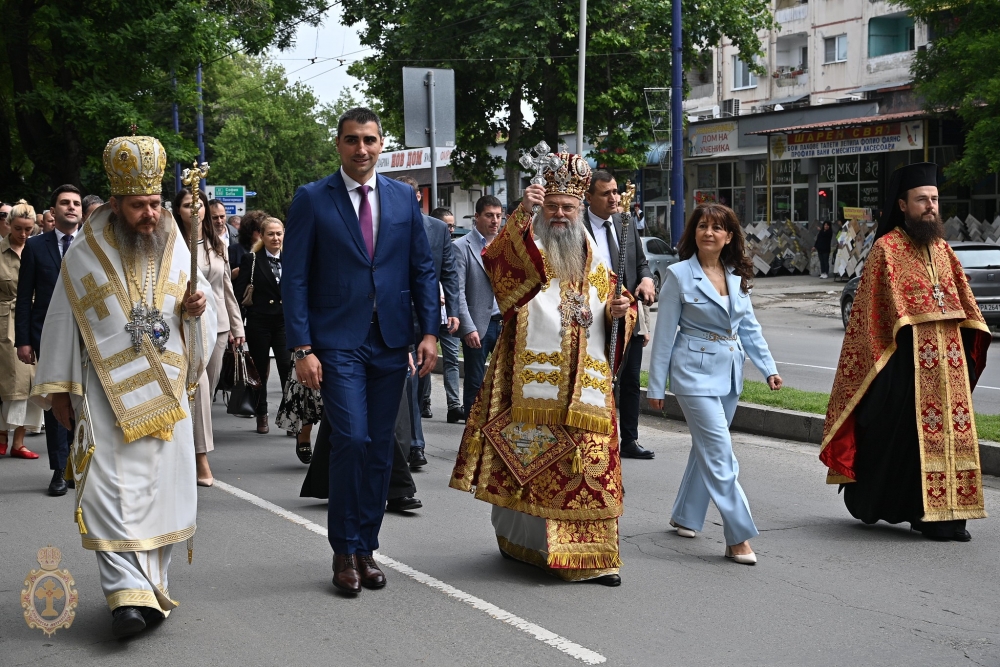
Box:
[774,361,838,371]
[214,480,607,665]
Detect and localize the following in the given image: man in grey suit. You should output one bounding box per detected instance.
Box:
[453,195,504,419]
[395,177,466,467]
[584,171,658,459]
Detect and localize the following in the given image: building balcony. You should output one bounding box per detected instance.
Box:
[773,66,809,88]
[775,4,808,23]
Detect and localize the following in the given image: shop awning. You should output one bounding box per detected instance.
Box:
[645,143,672,166]
[745,110,927,136]
[845,79,912,95]
[686,146,767,160]
[762,94,810,108]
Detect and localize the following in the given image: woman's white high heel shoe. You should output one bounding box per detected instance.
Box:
[669,519,696,538]
[725,545,757,565]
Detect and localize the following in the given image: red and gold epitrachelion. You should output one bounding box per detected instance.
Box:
[820,228,990,521]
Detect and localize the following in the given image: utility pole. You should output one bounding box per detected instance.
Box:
[426,70,437,212]
[576,0,588,156]
[670,0,684,245]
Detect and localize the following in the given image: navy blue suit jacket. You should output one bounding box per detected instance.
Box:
[282,170,439,351]
[15,230,65,352]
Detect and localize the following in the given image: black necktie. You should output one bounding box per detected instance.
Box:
[603,220,619,263]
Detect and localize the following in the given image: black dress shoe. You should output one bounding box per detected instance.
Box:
[916,521,954,541]
[409,447,427,469]
[48,469,68,496]
[111,606,146,638]
[589,573,621,587]
[67,477,75,490]
[620,440,655,459]
[386,496,422,512]
[447,408,465,424]
[421,404,433,419]
[139,607,165,624]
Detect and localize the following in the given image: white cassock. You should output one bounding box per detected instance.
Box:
[32,206,215,615]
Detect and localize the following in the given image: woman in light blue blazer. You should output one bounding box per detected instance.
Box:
[647,203,782,565]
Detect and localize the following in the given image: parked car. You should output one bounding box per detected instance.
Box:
[451,227,472,240]
[641,236,680,296]
[840,241,1000,329]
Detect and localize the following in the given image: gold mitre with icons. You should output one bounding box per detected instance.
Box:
[540,152,592,200]
[102,132,167,196]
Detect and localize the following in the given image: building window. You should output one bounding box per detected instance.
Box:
[732,56,757,90]
[824,35,848,63]
[868,15,916,57]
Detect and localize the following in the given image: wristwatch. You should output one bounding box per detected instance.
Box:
[293,348,313,360]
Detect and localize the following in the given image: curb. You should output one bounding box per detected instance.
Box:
[639,388,1000,478]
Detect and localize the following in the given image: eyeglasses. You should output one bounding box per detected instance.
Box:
[0,212,8,220]
[543,203,579,214]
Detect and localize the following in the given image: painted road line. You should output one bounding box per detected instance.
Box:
[775,361,838,371]
[214,480,607,665]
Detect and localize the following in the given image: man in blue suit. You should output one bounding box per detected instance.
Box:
[282,108,439,595]
[15,184,81,496]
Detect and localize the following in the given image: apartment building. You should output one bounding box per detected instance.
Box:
[635,0,999,242]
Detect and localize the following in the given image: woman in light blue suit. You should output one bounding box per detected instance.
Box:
[647,203,782,565]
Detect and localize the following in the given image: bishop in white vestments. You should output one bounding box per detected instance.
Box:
[31,134,215,638]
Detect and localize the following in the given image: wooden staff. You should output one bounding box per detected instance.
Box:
[610,181,636,383]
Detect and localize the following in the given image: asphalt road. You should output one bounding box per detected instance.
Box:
[3,374,1000,666]
[646,274,1000,415]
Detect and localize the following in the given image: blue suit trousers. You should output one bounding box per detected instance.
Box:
[316,320,408,555]
[672,387,759,546]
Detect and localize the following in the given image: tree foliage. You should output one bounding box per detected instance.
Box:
[0,0,327,204]
[906,0,1000,184]
[205,56,355,217]
[340,0,773,197]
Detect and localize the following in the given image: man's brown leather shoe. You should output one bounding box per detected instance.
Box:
[332,554,361,594]
[357,555,387,589]
[256,414,269,434]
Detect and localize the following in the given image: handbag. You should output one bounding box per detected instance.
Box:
[227,346,260,417]
[216,344,237,393]
[240,252,256,306]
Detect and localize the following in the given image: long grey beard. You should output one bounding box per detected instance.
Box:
[534,210,586,284]
[111,211,169,269]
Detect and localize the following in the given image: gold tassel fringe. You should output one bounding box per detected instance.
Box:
[571,446,583,474]
[75,507,88,535]
[546,552,622,570]
[465,431,482,460]
[510,406,612,435]
[120,405,187,443]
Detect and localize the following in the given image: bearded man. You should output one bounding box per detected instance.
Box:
[449,152,634,585]
[821,162,990,541]
[31,134,215,637]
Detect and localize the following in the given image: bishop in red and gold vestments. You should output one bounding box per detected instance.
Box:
[821,163,989,541]
[449,152,635,585]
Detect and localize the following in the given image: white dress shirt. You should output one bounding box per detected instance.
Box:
[340,166,381,247]
[265,249,281,283]
[586,209,616,269]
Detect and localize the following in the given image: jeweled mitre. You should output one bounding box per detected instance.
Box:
[542,152,592,200]
[102,135,167,196]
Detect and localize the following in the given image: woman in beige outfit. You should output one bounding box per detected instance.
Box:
[173,189,245,486]
[0,201,44,458]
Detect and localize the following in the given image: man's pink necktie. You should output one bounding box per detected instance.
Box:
[358,184,374,259]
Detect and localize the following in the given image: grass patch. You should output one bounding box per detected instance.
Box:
[638,370,1000,441]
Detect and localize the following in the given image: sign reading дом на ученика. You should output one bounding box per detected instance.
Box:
[204,185,246,216]
[689,121,738,157]
[770,121,923,160]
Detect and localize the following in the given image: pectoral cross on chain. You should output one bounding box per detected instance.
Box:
[126,305,151,352]
[932,283,946,314]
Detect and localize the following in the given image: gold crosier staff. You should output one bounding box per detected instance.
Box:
[610,181,636,385]
[180,161,209,407]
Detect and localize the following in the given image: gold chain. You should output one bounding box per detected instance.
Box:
[122,253,155,306]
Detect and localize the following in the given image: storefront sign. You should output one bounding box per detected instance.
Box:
[770,121,923,160]
[376,147,453,173]
[689,121,738,157]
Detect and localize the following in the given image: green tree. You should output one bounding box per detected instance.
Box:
[906,0,1000,184]
[204,55,343,217]
[0,0,327,204]
[340,0,772,198]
